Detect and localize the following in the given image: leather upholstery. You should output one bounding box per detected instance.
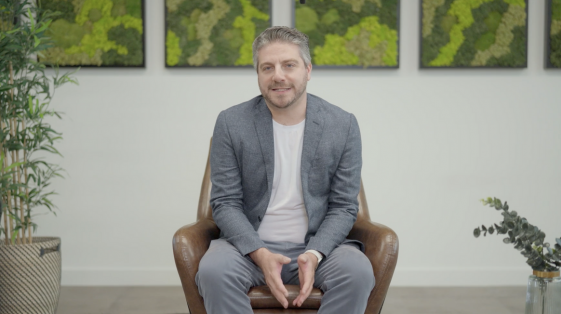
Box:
[173,140,399,313]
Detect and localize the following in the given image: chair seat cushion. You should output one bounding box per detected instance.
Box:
[249,285,323,309]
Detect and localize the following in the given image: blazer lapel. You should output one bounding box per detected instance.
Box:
[253,98,275,192]
[301,94,324,175]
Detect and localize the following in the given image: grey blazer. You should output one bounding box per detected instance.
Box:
[209,93,362,257]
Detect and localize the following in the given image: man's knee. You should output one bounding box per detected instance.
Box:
[196,242,254,295]
[333,245,375,291]
[197,256,229,287]
[348,256,375,291]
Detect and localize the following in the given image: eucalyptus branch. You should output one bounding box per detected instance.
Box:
[474,197,561,272]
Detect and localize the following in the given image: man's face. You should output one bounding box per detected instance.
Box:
[257,42,312,110]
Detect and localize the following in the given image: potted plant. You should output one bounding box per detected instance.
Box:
[474,197,561,314]
[0,1,77,313]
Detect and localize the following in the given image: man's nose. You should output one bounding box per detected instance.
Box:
[272,67,286,81]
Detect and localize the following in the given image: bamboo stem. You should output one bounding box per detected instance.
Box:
[1,79,5,245]
[23,120,31,244]
[14,119,25,244]
[15,147,24,244]
[9,130,19,245]
[8,62,20,245]
[1,123,5,245]
[0,52,3,243]
[4,149,14,245]
[2,197,8,245]
[2,130,13,242]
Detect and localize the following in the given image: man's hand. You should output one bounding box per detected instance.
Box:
[293,252,319,307]
[249,248,291,308]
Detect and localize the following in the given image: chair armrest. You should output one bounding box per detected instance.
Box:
[172,219,220,314]
[348,219,399,314]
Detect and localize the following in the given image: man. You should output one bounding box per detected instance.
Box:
[196,26,374,314]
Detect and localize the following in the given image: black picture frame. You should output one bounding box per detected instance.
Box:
[545,0,561,69]
[293,0,400,69]
[164,0,273,68]
[419,0,528,69]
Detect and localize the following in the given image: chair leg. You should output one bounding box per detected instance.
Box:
[378,298,385,314]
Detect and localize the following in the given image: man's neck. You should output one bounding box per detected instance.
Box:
[268,93,307,126]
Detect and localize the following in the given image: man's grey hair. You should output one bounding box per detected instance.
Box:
[252,26,311,70]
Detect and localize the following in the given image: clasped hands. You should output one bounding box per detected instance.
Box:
[249,247,319,308]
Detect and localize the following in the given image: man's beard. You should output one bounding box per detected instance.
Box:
[263,77,307,110]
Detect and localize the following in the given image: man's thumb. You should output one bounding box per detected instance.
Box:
[282,256,291,264]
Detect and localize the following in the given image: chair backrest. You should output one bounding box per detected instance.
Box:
[197,139,371,223]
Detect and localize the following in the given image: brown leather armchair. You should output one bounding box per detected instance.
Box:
[173,142,399,314]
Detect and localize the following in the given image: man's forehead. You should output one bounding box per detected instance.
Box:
[258,41,301,63]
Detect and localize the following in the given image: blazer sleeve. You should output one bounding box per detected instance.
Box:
[305,113,362,257]
[209,111,266,256]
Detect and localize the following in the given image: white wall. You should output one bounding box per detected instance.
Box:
[34,0,561,286]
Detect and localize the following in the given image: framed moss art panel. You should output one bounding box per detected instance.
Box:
[294,0,400,68]
[39,0,145,67]
[165,0,271,67]
[420,0,528,68]
[546,0,561,68]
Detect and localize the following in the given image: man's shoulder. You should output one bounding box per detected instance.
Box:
[221,95,263,118]
[307,94,355,123]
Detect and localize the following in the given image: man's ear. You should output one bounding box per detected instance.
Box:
[306,63,312,81]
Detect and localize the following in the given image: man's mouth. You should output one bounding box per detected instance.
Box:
[271,88,291,92]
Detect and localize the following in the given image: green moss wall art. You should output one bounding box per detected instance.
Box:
[421,0,527,68]
[165,0,271,67]
[547,0,561,68]
[39,0,145,67]
[294,0,400,68]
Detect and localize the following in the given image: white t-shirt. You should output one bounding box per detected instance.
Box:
[257,118,308,244]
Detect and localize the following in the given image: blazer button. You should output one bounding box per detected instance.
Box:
[258,216,262,222]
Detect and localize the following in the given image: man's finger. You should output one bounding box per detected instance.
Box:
[293,277,313,306]
[293,253,316,307]
[267,269,289,307]
[277,255,291,264]
[298,280,313,305]
[272,289,288,308]
[269,281,288,308]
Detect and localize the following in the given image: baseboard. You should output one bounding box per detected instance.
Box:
[61,267,531,286]
[390,267,530,286]
[62,268,182,286]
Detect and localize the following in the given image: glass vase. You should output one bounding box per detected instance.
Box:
[525,270,561,314]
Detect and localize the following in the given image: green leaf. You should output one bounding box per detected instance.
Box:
[503,237,511,244]
[0,85,13,92]
[474,227,481,238]
[2,161,24,172]
[28,8,35,32]
[494,198,502,210]
[36,20,52,34]
[10,228,20,244]
[488,226,495,235]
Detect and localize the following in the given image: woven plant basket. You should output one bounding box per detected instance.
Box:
[0,237,62,314]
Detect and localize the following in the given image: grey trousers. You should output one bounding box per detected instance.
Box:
[195,239,375,314]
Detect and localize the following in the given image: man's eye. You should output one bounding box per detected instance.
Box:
[263,66,272,71]
[286,64,294,68]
